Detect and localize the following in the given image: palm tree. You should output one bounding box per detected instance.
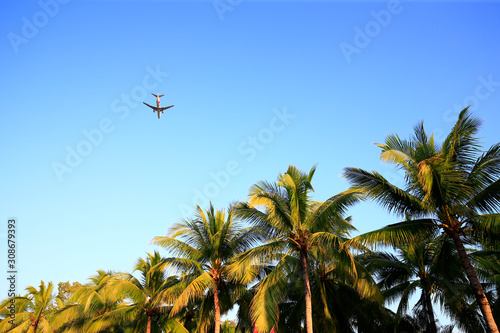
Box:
[109,252,186,333]
[51,270,127,333]
[0,281,55,333]
[343,107,500,332]
[360,233,485,332]
[151,203,260,333]
[266,244,383,333]
[233,165,362,333]
[311,244,385,333]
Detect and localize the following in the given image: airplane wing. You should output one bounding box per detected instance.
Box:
[157,105,174,111]
[143,102,157,110]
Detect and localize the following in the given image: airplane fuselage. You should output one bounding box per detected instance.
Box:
[143,93,174,120]
[155,95,161,118]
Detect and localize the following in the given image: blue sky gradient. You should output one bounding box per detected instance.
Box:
[1,0,500,326]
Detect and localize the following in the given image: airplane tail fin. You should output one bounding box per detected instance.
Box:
[151,93,165,98]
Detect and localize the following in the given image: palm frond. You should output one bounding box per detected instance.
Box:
[343,167,426,217]
[251,257,295,333]
[170,272,213,316]
[350,219,436,249]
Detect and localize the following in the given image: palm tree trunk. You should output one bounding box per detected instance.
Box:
[300,251,313,333]
[214,283,221,333]
[449,230,499,333]
[423,290,437,333]
[147,314,152,333]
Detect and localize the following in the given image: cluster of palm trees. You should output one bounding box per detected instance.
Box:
[1,108,499,332]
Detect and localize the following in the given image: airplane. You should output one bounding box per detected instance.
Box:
[143,93,174,119]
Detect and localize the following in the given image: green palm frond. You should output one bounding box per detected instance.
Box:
[110,280,146,305]
[467,141,500,188]
[309,232,345,253]
[5,320,30,333]
[470,179,500,215]
[150,236,203,262]
[248,191,294,235]
[394,280,419,316]
[377,133,414,168]
[352,261,384,303]
[351,218,436,249]
[228,240,291,285]
[468,213,500,247]
[164,318,190,333]
[442,107,481,166]
[251,256,296,333]
[343,167,427,217]
[306,190,361,234]
[170,272,213,316]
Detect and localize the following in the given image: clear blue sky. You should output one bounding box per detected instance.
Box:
[1,0,500,327]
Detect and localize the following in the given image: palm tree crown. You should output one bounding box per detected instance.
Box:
[234,165,362,333]
[0,281,55,333]
[344,107,500,332]
[151,203,260,333]
[110,252,185,333]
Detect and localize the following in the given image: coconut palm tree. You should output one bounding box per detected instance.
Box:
[51,270,127,333]
[0,281,55,333]
[233,165,362,333]
[108,251,187,333]
[268,243,383,333]
[343,107,500,332]
[151,203,261,333]
[360,233,487,332]
[311,243,385,333]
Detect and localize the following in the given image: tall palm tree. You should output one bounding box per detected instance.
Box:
[233,165,361,333]
[267,243,382,333]
[151,203,260,333]
[343,108,500,332]
[0,281,55,333]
